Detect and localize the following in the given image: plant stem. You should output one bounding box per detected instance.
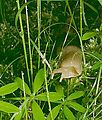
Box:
[44,64,53,120]
[37,0,41,69]
[80,0,86,66]
[16,0,30,85]
[25,0,33,87]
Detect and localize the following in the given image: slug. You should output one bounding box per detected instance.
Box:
[51,46,82,82]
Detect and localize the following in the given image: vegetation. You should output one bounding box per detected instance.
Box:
[0,0,102,119]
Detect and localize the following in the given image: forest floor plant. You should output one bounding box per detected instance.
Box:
[0,0,102,120]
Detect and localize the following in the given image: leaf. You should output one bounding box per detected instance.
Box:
[90,52,102,60]
[35,92,64,102]
[92,61,102,70]
[42,0,64,1]
[47,104,62,120]
[14,112,22,120]
[0,101,19,113]
[0,82,18,96]
[84,2,98,14]
[55,84,64,96]
[33,68,45,94]
[82,32,96,40]
[64,105,75,120]
[98,0,102,5]
[13,106,25,120]
[32,100,45,120]
[15,1,33,33]
[15,77,31,95]
[67,101,86,113]
[67,91,84,101]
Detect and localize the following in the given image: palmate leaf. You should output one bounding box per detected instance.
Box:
[0,82,18,96]
[32,100,45,120]
[67,91,84,101]
[35,92,64,102]
[0,101,19,113]
[67,101,86,113]
[33,68,45,94]
[64,105,75,120]
[15,77,31,95]
[47,104,62,120]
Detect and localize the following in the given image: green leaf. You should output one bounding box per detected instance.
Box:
[67,91,84,101]
[33,68,45,94]
[14,106,25,120]
[14,112,22,120]
[55,84,64,96]
[35,92,64,102]
[15,1,33,33]
[84,2,98,14]
[0,82,18,96]
[92,61,102,70]
[90,52,102,60]
[32,100,45,120]
[98,0,102,5]
[64,105,75,120]
[82,32,96,40]
[47,104,62,120]
[0,101,19,113]
[67,101,86,113]
[42,0,65,1]
[15,77,31,95]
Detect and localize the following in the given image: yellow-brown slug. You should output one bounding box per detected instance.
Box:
[51,46,82,82]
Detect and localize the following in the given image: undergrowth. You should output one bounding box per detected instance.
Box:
[0,0,102,120]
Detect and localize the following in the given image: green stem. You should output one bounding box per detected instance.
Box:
[37,0,41,69]
[21,71,28,120]
[16,0,30,85]
[65,0,77,29]
[25,0,33,87]
[44,64,53,120]
[80,0,86,66]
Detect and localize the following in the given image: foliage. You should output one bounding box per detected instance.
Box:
[0,0,102,119]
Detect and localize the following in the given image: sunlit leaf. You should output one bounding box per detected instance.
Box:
[92,61,102,70]
[82,32,96,40]
[90,52,102,60]
[15,77,31,95]
[14,112,22,120]
[33,68,45,94]
[32,100,45,120]
[67,91,84,101]
[98,0,102,5]
[14,107,25,120]
[0,101,19,113]
[0,82,18,96]
[47,104,61,120]
[55,84,64,96]
[14,101,27,120]
[35,92,64,102]
[67,101,86,113]
[64,105,75,120]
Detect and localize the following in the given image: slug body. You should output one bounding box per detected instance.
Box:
[52,46,82,82]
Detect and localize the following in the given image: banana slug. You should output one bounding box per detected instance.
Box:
[51,46,82,82]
